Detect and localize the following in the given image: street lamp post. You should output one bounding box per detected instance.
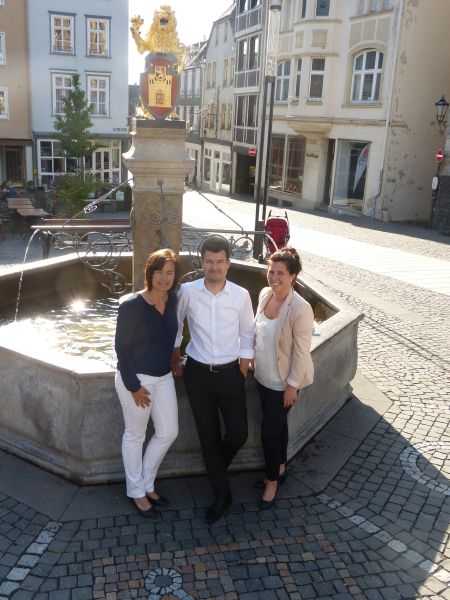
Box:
[430,95,449,229]
[253,0,282,259]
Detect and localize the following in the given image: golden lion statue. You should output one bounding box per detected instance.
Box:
[130,5,185,67]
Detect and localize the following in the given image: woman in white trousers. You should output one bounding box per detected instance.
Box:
[115,249,179,518]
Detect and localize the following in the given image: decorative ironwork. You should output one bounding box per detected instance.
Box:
[52,229,132,296]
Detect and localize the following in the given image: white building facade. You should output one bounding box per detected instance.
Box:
[268,0,450,221]
[232,0,265,196]
[201,7,235,195]
[27,0,129,186]
[176,44,205,187]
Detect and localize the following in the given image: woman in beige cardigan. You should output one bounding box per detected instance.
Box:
[254,247,314,509]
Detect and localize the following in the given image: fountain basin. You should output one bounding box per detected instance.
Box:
[0,253,362,484]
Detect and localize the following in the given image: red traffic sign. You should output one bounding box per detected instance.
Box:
[436,148,445,162]
[248,147,257,157]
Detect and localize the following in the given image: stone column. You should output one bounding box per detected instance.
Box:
[123,119,192,290]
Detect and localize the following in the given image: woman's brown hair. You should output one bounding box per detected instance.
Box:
[269,247,302,277]
[144,248,178,290]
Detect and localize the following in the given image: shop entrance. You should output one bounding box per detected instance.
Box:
[235,154,256,196]
[332,140,369,210]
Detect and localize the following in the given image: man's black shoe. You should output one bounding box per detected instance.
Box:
[206,492,232,525]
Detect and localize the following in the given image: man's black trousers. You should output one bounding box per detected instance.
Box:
[183,358,248,501]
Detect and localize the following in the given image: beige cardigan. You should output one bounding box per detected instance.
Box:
[255,286,314,390]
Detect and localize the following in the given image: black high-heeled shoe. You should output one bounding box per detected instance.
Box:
[259,483,279,511]
[253,470,288,490]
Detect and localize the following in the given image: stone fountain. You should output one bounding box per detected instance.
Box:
[0,6,362,484]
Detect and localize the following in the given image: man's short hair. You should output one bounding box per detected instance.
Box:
[200,235,231,259]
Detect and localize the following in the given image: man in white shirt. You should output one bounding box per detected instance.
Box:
[173,236,255,525]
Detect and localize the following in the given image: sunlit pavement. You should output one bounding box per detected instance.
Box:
[0,195,450,599]
[183,190,450,296]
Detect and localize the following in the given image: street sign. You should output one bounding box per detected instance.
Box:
[248,147,257,157]
[435,148,445,162]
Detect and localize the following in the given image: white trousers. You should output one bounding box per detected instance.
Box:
[115,371,179,498]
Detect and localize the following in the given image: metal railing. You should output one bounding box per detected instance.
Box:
[235,4,263,33]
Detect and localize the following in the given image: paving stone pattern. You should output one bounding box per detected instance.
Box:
[0,219,450,598]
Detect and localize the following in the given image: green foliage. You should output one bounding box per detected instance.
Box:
[55,174,100,217]
[54,74,98,166]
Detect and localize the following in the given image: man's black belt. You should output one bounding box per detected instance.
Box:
[188,357,239,373]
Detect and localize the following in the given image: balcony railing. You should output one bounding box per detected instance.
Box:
[235,4,262,34]
[233,126,257,146]
[234,69,260,89]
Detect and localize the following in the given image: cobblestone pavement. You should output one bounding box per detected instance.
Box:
[1,206,450,599]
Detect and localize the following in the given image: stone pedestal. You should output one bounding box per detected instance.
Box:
[123,118,193,290]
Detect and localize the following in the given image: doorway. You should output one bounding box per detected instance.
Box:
[5,147,24,182]
[323,139,335,206]
[235,154,256,195]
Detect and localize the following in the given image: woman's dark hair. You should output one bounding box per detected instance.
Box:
[269,247,302,277]
[144,248,178,290]
[200,235,231,259]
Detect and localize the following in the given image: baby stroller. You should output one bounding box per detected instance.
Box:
[264,210,290,258]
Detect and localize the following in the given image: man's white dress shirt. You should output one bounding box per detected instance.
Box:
[175,278,255,365]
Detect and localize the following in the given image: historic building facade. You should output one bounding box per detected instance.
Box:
[200,6,235,195]
[176,43,206,188]
[27,0,129,187]
[232,0,265,196]
[268,0,450,221]
[0,0,32,184]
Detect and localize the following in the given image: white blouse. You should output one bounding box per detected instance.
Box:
[254,312,285,391]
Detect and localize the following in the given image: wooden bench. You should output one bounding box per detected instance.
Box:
[7,197,50,218]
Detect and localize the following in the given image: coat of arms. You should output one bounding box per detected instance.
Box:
[130,5,185,120]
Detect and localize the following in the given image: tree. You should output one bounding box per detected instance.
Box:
[53,74,100,216]
[54,74,98,174]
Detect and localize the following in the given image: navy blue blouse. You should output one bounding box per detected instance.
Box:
[115,292,178,392]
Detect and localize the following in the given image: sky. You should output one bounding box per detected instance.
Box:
[128,0,233,83]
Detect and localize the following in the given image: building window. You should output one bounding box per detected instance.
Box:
[269,136,305,194]
[294,59,302,98]
[87,75,109,116]
[220,104,226,129]
[301,0,307,17]
[248,36,260,70]
[52,73,74,115]
[237,39,248,72]
[238,0,261,13]
[87,17,110,57]
[85,143,121,184]
[276,60,291,102]
[0,87,8,118]
[0,32,5,65]
[38,140,72,184]
[212,62,216,87]
[223,58,228,86]
[351,50,383,102]
[316,0,330,16]
[226,103,233,129]
[51,14,74,54]
[309,57,325,99]
[224,22,228,42]
[234,94,258,145]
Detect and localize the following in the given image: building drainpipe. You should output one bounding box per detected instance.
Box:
[374,0,405,221]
